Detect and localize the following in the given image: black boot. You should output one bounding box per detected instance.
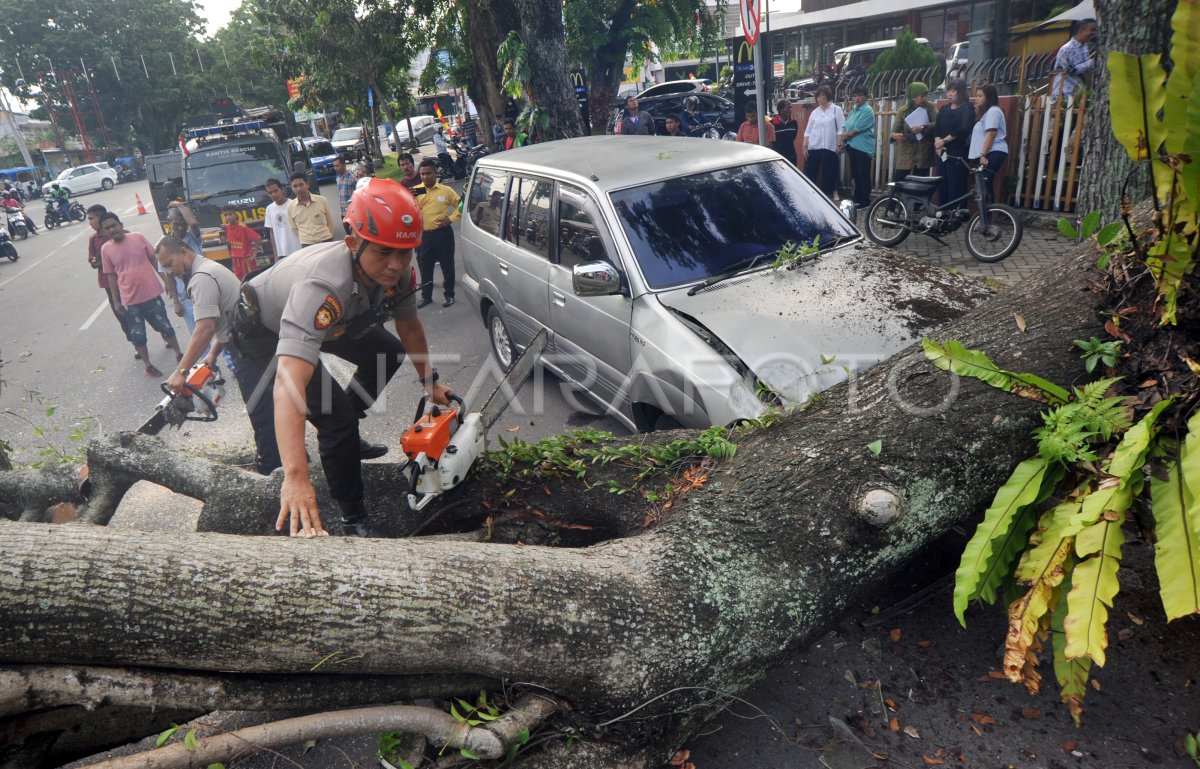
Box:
[337,500,381,538]
[359,436,389,459]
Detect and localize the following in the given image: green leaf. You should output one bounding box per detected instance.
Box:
[1186,732,1198,758]
[866,440,882,457]
[1064,516,1126,667]
[184,727,199,752]
[460,748,480,760]
[449,702,465,722]
[517,728,531,745]
[1149,408,1200,621]
[923,339,1070,405]
[1057,218,1079,239]
[156,724,180,748]
[207,764,226,769]
[1107,51,1168,163]
[44,405,58,418]
[1051,572,1091,726]
[953,456,1055,625]
[1095,221,1124,247]
[820,353,837,365]
[1079,210,1102,240]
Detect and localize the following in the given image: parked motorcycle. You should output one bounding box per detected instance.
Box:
[860,155,1023,263]
[455,141,490,177]
[44,200,87,229]
[0,227,18,262]
[6,206,28,239]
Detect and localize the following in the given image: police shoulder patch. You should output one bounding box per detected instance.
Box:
[313,294,343,330]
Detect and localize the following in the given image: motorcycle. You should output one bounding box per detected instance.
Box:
[6,206,28,239]
[44,200,87,229]
[117,166,140,183]
[455,140,490,177]
[860,155,1023,263]
[0,227,18,262]
[695,121,738,141]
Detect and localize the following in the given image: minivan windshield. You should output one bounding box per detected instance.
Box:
[332,128,362,142]
[609,160,857,290]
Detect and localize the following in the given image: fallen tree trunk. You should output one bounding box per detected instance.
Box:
[0,246,1106,767]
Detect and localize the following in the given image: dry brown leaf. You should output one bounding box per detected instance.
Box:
[922,756,945,765]
[889,718,900,732]
[1061,740,1078,752]
[976,673,991,682]
[1128,612,1144,626]
[970,722,983,737]
[1104,318,1132,342]
[543,486,552,495]
[987,670,1007,679]
[1091,679,1102,691]
[1021,707,1041,719]
[917,640,934,648]
[1013,312,1027,332]
[668,749,690,766]
[1116,305,1140,316]
[1118,627,1134,641]
[889,627,902,642]
[903,725,921,739]
[506,426,521,432]
[970,713,997,725]
[1137,379,1158,389]
[886,697,898,711]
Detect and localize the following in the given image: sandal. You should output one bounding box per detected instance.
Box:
[145,365,163,378]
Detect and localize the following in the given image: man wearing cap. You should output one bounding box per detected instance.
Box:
[231,177,453,538]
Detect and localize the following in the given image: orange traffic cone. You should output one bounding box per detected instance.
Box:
[135,193,147,216]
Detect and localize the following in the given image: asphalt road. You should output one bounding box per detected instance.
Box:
[0,179,624,479]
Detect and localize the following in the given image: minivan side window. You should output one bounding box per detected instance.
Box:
[503,176,552,260]
[557,189,610,271]
[467,169,509,237]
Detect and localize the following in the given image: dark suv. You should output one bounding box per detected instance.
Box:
[610,92,736,136]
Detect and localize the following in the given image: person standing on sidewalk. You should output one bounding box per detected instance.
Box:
[264,178,301,260]
[99,212,184,377]
[617,96,654,136]
[771,100,798,165]
[801,86,845,198]
[414,159,461,308]
[333,157,356,215]
[839,86,876,209]
[933,80,974,210]
[286,171,335,247]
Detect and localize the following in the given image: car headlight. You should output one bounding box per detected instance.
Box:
[669,309,782,407]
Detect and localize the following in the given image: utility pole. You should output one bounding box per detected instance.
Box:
[0,84,36,170]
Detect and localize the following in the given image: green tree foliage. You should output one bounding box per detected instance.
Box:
[868,27,941,75]
[249,0,419,150]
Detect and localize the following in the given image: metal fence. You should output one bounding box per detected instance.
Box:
[801,57,1086,213]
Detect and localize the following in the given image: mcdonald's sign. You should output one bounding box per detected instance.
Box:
[736,41,754,64]
[571,69,591,134]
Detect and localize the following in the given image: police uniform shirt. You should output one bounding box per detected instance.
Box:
[187,256,241,343]
[246,242,417,365]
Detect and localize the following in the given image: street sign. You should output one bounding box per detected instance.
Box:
[733,40,757,129]
[368,88,374,107]
[571,69,591,135]
[740,0,761,47]
[286,78,300,99]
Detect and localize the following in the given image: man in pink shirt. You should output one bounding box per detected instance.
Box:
[99,212,183,377]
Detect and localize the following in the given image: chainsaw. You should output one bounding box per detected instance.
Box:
[400,328,548,510]
[137,363,226,436]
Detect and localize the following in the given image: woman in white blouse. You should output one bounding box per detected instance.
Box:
[801,85,845,198]
[968,84,1009,204]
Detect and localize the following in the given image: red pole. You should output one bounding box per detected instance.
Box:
[59,69,95,162]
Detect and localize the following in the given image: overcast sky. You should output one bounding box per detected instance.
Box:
[197,0,244,36]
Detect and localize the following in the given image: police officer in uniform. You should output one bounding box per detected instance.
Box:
[232,178,453,538]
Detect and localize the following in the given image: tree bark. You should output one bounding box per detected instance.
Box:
[463,0,520,131]
[515,0,584,138]
[587,0,639,136]
[0,240,1108,766]
[1076,0,1177,220]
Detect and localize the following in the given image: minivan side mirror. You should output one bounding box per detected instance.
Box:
[572,261,622,297]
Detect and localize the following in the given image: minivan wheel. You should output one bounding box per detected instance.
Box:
[487,307,515,371]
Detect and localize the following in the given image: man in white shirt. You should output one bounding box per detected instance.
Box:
[264,177,301,260]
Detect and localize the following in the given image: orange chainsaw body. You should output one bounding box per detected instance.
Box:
[400,405,461,462]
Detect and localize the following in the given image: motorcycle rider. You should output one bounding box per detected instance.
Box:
[678,95,703,136]
[432,126,461,180]
[47,183,72,223]
[1,188,37,235]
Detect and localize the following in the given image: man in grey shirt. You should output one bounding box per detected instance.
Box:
[156,236,279,475]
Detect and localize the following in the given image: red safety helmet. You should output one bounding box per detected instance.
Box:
[343,178,423,249]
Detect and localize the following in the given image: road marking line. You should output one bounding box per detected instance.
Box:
[0,228,90,290]
[80,299,109,330]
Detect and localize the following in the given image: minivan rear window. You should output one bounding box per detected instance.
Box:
[610,160,856,290]
[467,169,509,237]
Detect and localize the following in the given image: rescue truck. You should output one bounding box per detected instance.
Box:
[148,101,315,265]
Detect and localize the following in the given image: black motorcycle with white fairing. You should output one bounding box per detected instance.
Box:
[861,155,1023,263]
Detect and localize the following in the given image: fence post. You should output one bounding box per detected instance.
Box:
[1052,94,1075,210]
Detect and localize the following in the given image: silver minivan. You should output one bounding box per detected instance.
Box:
[460,136,979,431]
